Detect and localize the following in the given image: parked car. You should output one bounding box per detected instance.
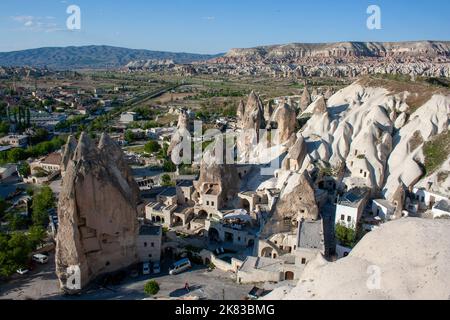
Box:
[169,258,191,275]
[32,254,48,264]
[153,262,161,274]
[142,262,151,275]
[16,268,29,275]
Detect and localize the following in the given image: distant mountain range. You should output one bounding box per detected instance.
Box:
[216,41,450,63]
[1,41,450,72]
[0,45,222,69]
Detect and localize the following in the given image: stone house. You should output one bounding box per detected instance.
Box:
[137,224,162,263]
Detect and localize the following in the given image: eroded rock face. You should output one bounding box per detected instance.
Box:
[237,100,246,128]
[264,219,450,300]
[168,109,192,157]
[61,135,77,176]
[270,103,297,144]
[194,161,241,209]
[300,87,312,111]
[98,133,141,205]
[264,101,274,124]
[241,91,266,132]
[282,135,308,171]
[56,133,139,294]
[262,171,319,237]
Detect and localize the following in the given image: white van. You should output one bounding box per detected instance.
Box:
[32,254,48,264]
[169,258,192,275]
[142,262,151,275]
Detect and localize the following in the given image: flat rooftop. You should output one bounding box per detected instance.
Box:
[434,200,450,213]
[240,256,284,273]
[139,224,161,236]
[158,187,177,197]
[177,180,194,187]
[338,188,369,208]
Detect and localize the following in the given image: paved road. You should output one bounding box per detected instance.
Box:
[0,257,253,300]
[0,253,60,300]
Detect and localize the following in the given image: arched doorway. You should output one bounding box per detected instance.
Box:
[224,232,234,243]
[208,228,220,242]
[241,199,250,213]
[261,247,273,258]
[174,216,183,226]
[198,210,208,219]
[285,271,295,280]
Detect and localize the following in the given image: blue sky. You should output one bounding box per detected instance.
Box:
[0,0,449,53]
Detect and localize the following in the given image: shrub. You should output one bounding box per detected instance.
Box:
[335,223,356,248]
[424,130,450,174]
[144,140,161,154]
[144,280,160,296]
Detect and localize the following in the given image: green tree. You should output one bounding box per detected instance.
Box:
[6,213,29,231]
[0,232,33,277]
[31,186,55,227]
[124,130,135,143]
[161,174,173,187]
[17,161,31,178]
[28,225,47,248]
[144,140,161,154]
[0,121,9,136]
[7,148,27,163]
[335,223,356,248]
[163,160,176,173]
[144,280,160,296]
[0,197,6,219]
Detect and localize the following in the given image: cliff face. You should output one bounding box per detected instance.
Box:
[262,171,319,237]
[55,133,139,294]
[222,41,450,61]
[206,41,450,78]
[264,218,450,300]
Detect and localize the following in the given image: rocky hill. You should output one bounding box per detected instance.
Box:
[263,218,450,300]
[207,41,450,78]
[56,133,140,293]
[235,78,450,208]
[0,45,220,69]
[221,41,450,61]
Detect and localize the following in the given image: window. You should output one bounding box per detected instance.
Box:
[151,243,154,247]
[341,215,345,221]
[347,216,352,223]
[211,201,215,207]
[144,242,147,247]
[148,254,152,258]
[301,258,306,264]
[206,201,210,206]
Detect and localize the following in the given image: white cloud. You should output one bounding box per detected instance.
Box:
[202,16,216,21]
[10,15,64,32]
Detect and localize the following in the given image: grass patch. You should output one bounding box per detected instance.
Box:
[424,130,450,175]
[359,76,450,114]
